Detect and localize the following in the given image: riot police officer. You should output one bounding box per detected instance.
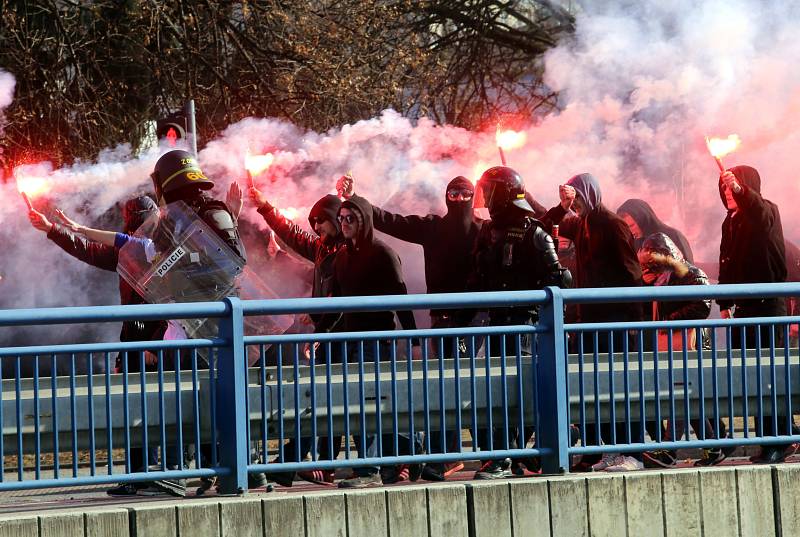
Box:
[471,166,571,479]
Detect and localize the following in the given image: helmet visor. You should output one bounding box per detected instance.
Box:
[473,182,495,210]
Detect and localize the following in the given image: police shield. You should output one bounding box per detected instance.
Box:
[117,201,292,340]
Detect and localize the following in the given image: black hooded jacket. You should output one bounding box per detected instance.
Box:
[257,194,345,331]
[717,165,787,312]
[329,195,417,334]
[371,177,481,311]
[543,174,643,323]
[617,198,694,263]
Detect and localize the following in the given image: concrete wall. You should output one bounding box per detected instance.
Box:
[1,465,799,536]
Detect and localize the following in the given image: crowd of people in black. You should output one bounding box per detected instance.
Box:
[24,150,800,494]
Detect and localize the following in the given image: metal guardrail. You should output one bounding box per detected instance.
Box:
[0,284,798,494]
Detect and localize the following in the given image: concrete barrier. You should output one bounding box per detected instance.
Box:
[624,473,664,537]
[39,512,84,537]
[2,465,799,536]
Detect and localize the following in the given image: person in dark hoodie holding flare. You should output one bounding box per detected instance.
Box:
[327,194,423,488]
[717,165,798,463]
[543,173,645,472]
[337,174,480,481]
[250,186,346,486]
[28,195,163,496]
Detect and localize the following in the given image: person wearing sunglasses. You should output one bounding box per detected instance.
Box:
[249,185,346,487]
[336,174,482,481]
[326,194,423,488]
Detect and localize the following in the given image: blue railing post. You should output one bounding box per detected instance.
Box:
[215,297,249,495]
[537,286,570,474]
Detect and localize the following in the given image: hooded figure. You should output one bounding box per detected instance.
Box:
[328,195,418,335]
[543,173,643,327]
[717,165,792,464]
[369,176,481,299]
[256,193,345,333]
[717,165,787,316]
[638,232,710,323]
[617,199,694,263]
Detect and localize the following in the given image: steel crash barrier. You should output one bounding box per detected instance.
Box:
[0,284,798,494]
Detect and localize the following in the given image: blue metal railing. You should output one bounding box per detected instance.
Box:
[0,284,797,494]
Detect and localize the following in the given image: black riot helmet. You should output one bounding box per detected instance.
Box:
[474,166,535,218]
[150,150,214,203]
[122,195,158,234]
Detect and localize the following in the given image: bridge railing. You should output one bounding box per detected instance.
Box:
[0,283,798,494]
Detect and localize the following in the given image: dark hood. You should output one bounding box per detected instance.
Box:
[640,232,684,263]
[308,194,342,235]
[444,175,474,226]
[617,199,662,236]
[566,173,602,213]
[718,165,761,208]
[341,194,374,246]
[122,195,158,233]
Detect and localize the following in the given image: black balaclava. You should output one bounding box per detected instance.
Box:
[444,176,475,227]
[122,195,159,234]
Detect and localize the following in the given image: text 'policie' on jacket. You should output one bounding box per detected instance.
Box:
[257,194,345,332]
[717,165,787,313]
[328,195,417,334]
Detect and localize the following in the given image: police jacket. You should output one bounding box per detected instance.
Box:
[472,213,570,324]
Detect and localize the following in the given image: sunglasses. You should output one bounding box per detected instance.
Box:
[447,188,474,200]
[337,214,357,224]
[309,216,327,226]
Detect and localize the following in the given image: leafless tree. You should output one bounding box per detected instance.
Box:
[0,0,574,170]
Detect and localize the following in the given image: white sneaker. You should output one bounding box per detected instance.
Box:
[591,453,623,472]
[605,455,644,472]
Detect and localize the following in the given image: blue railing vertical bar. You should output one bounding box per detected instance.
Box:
[537,286,570,474]
[215,297,249,495]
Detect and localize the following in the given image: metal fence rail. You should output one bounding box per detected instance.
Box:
[0,284,798,494]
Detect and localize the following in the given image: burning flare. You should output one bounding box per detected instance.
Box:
[14,168,49,198]
[705,134,742,172]
[281,207,300,220]
[705,134,741,159]
[495,128,527,151]
[245,152,275,177]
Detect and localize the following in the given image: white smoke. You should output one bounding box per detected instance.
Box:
[3,0,800,350]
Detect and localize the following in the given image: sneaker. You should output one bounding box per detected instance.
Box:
[297,469,335,486]
[106,483,141,496]
[694,448,727,467]
[643,450,677,468]
[265,470,295,487]
[409,463,424,482]
[138,478,187,497]
[752,446,787,465]
[605,455,644,472]
[473,458,513,480]
[591,453,623,472]
[381,465,410,484]
[196,477,216,496]
[512,457,541,477]
[444,461,464,477]
[337,473,383,489]
[248,472,269,489]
